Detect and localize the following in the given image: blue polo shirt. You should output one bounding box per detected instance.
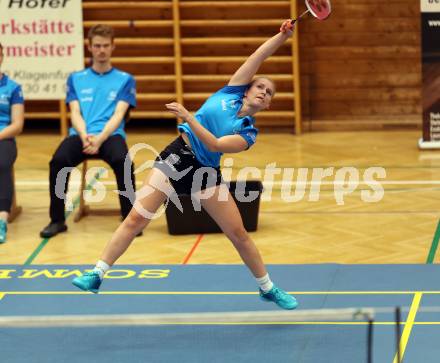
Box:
[66,67,136,139]
[0,75,24,132]
[178,85,259,167]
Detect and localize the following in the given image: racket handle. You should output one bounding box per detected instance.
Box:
[291,9,310,25]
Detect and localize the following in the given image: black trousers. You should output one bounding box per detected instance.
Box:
[0,139,17,213]
[49,135,136,223]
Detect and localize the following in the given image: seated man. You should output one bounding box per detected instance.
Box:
[0,42,25,243]
[40,24,137,238]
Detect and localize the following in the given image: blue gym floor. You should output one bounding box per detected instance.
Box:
[0,264,439,363]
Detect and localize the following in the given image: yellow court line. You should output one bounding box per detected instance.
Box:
[11,322,397,326]
[207,322,440,326]
[0,291,420,296]
[78,322,440,326]
[141,322,440,326]
[392,292,423,363]
[0,293,4,301]
[245,322,440,326]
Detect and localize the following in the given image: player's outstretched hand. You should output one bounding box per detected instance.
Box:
[280,19,294,36]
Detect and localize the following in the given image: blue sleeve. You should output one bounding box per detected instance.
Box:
[238,126,258,149]
[217,84,249,97]
[116,76,136,108]
[65,74,78,103]
[10,85,24,105]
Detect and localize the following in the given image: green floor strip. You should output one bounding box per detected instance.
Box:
[426,220,440,264]
[24,169,106,265]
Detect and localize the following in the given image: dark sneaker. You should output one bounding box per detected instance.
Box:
[40,222,67,238]
[259,285,298,310]
[72,271,102,293]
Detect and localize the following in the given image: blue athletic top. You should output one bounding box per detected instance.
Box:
[66,67,136,139]
[0,75,24,132]
[178,85,259,167]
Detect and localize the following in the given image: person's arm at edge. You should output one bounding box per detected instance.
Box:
[0,103,24,140]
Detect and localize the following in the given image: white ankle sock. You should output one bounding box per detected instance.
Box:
[93,260,110,280]
[256,273,274,293]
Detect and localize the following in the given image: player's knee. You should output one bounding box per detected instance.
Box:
[124,210,145,229]
[49,154,67,168]
[229,226,249,245]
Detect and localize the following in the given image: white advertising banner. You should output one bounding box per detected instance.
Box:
[422,0,440,12]
[0,0,84,100]
[420,0,440,148]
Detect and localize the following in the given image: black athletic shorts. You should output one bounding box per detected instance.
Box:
[154,136,223,195]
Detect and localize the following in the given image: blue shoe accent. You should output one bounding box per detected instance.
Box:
[72,271,102,293]
[259,285,298,310]
[0,220,7,244]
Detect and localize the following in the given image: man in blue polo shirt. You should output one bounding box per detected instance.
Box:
[40,25,137,238]
[0,42,25,243]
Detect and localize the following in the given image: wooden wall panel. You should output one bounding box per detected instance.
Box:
[299,0,422,129]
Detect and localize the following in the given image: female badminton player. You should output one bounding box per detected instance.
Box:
[73,20,298,310]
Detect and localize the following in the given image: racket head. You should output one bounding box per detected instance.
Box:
[305,0,331,21]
